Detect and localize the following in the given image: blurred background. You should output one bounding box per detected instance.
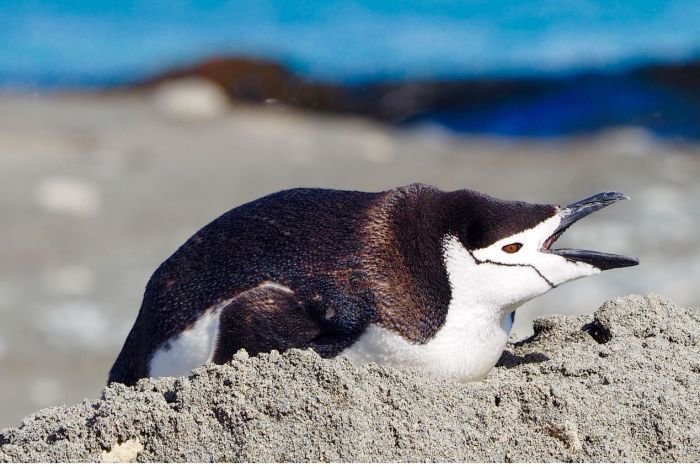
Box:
[1,0,700,427]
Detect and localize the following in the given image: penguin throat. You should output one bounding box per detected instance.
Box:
[442,235,541,315]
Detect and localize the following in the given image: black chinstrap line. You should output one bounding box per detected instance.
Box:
[465,249,557,289]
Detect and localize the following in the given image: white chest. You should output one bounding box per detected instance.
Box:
[340,308,511,381]
[340,237,515,381]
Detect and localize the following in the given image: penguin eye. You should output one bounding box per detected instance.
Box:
[502,243,522,254]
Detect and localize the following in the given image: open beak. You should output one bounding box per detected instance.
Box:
[542,192,640,270]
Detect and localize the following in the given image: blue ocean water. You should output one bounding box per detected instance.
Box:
[2,0,700,88]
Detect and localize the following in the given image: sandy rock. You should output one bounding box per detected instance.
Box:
[1,294,698,462]
[101,439,143,463]
[151,78,230,121]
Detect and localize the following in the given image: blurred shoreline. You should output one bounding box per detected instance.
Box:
[1,89,699,427]
[7,54,700,140]
[131,55,700,140]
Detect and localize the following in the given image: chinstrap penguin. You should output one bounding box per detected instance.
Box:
[109,184,638,386]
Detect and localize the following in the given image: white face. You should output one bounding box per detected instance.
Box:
[443,211,600,312]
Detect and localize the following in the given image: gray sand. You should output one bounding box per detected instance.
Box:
[1,294,698,462]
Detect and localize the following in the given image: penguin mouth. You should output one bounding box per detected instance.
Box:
[542,192,640,271]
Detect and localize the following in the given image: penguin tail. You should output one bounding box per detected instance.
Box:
[108,317,149,386]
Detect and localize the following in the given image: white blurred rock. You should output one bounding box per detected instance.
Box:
[0,282,18,311]
[39,301,111,350]
[34,176,101,217]
[28,377,62,407]
[637,185,696,245]
[362,129,394,163]
[42,265,95,296]
[594,126,659,158]
[151,78,230,121]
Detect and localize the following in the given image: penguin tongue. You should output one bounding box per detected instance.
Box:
[542,229,565,250]
[543,191,639,271]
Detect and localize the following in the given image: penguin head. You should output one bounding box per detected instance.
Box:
[445,191,639,311]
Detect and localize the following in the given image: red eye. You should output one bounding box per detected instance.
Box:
[502,243,522,254]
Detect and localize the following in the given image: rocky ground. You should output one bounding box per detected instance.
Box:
[1,90,699,427]
[1,294,698,462]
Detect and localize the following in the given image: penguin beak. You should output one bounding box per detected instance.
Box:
[542,192,640,270]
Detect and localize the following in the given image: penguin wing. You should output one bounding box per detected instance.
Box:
[212,282,323,363]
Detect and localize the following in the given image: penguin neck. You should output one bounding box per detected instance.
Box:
[342,235,516,382]
[442,235,522,321]
[364,184,453,343]
[435,235,519,379]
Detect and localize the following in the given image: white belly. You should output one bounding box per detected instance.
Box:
[340,307,512,382]
[148,308,221,378]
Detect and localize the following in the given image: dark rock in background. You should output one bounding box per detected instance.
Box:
[132,56,700,140]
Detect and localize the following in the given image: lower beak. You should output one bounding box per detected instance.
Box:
[545,192,640,271]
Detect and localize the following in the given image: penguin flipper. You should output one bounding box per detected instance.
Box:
[212,283,322,364]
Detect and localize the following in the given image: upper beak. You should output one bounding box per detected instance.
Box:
[544,192,640,271]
